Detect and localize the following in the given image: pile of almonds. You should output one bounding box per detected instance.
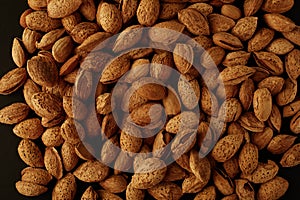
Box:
[0,0,299,199]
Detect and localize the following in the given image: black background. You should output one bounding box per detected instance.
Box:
[0,0,299,199]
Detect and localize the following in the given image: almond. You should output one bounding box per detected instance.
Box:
[137,0,160,26]
[81,186,98,200]
[52,173,77,200]
[17,139,44,167]
[61,142,79,171]
[280,144,300,167]
[73,160,110,182]
[239,143,259,175]
[21,167,52,186]
[13,118,43,139]
[44,147,63,179]
[16,181,48,197]
[99,175,127,194]
[257,176,289,200]
[0,68,27,95]
[148,182,183,200]
[47,0,82,18]
[97,2,122,34]
[41,126,64,147]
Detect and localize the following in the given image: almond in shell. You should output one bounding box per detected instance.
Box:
[280,143,300,167]
[13,118,43,139]
[17,139,44,167]
[15,181,48,197]
[73,160,110,182]
[257,176,289,200]
[21,167,52,186]
[47,0,82,18]
[52,173,77,200]
[147,182,183,200]
[100,175,127,194]
[44,147,63,179]
[0,68,27,95]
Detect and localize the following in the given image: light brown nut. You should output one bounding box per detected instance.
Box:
[276,78,297,106]
[285,49,300,80]
[15,181,47,197]
[213,32,243,51]
[131,158,167,189]
[81,186,98,200]
[173,43,194,74]
[126,182,145,200]
[52,36,74,63]
[96,93,112,115]
[258,76,285,96]
[102,113,119,138]
[27,55,58,87]
[223,157,240,179]
[222,51,251,68]
[80,0,96,21]
[41,126,64,147]
[178,76,200,110]
[61,142,79,172]
[19,9,33,28]
[253,51,284,76]
[63,96,87,120]
[61,118,85,145]
[194,186,217,200]
[25,11,62,32]
[267,134,297,155]
[74,160,110,182]
[166,111,199,134]
[238,112,265,132]
[252,66,272,82]
[232,17,258,41]
[218,98,243,122]
[120,126,143,153]
[219,65,256,86]
[44,147,63,179]
[266,38,294,55]
[13,118,43,139]
[239,78,255,111]
[201,46,225,69]
[251,127,273,150]
[235,179,255,200]
[36,28,65,51]
[97,2,122,34]
[268,104,282,132]
[283,26,300,46]
[182,173,207,194]
[12,38,26,68]
[0,68,27,95]
[23,79,41,110]
[188,35,213,50]
[159,3,186,20]
[148,182,183,200]
[208,14,235,34]
[100,175,127,194]
[211,134,244,162]
[248,28,275,52]
[221,4,241,20]
[262,0,294,13]
[243,0,263,16]
[17,139,44,167]
[253,88,272,122]
[283,99,300,118]
[163,163,186,182]
[290,111,300,134]
[47,0,82,18]
[21,167,52,186]
[188,3,213,17]
[133,77,167,101]
[239,143,259,175]
[280,143,300,167]
[242,160,279,184]
[136,0,160,26]
[61,12,82,33]
[257,177,289,200]
[52,173,77,200]
[121,0,139,23]
[264,13,295,33]
[213,169,234,196]
[100,136,120,165]
[178,8,210,35]
[28,0,47,10]
[121,87,148,113]
[190,149,211,182]
[163,87,181,116]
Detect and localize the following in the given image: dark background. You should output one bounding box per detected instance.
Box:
[0,0,299,199]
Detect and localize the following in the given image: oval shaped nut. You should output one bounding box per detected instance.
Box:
[190,150,211,182]
[148,182,183,200]
[208,14,236,34]
[100,175,127,194]
[44,147,63,180]
[242,160,279,184]
[213,169,235,196]
[258,76,285,96]
[163,87,181,116]
[213,32,243,51]
[61,118,85,145]
[212,134,244,162]
[221,4,241,20]
[248,28,275,52]
[280,143,300,167]
[268,104,282,131]
[264,13,295,33]
[25,11,61,32]
[166,111,199,134]
[239,79,255,111]
[253,88,272,122]
[267,134,297,155]
[0,103,30,125]
[257,177,289,200]
[120,0,139,23]
[70,22,99,44]
[134,77,167,101]
[239,112,265,132]
[283,26,300,46]
[52,36,74,63]
[136,0,160,27]
[23,79,41,110]
[36,28,65,51]
[283,99,300,118]
[266,38,294,55]
[262,0,294,13]
[120,130,143,154]
[61,12,82,33]
[290,111,300,134]
[52,173,77,200]
[74,160,110,182]
[13,118,43,139]
[223,157,240,179]
[27,55,58,87]
[178,76,200,110]
[201,46,226,69]
[188,35,213,50]
[219,65,256,86]
[0,68,27,95]
[61,142,79,172]
[63,96,88,120]
[173,43,194,74]
[243,0,263,16]
[239,143,259,175]
[18,139,44,167]
[251,127,273,150]
[232,17,258,41]
[47,0,82,18]
[276,78,297,106]
[184,173,210,194]
[21,167,52,186]
[159,3,186,20]
[15,181,48,197]
[253,51,284,76]
[41,126,64,147]
[126,182,145,200]
[81,186,98,200]
[163,163,186,182]
[131,158,167,189]
[12,38,26,68]
[222,51,251,68]
[218,98,243,122]
[285,49,300,80]
[194,186,217,200]
[28,0,47,10]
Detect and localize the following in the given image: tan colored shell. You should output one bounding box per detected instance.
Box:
[239,143,259,175]
[73,160,110,182]
[12,38,26,68]
[219,65,256,86]
[257,177,289,200]
[262,0,294,13]
[280,144,300,167]
[13,118,43,139]
[264,13,295,33]
[44,147,63,179]
[81,186,98,200]
[147,182,183,200]
[248,28,275,52]
[0,68,27,95]
[80,0,96,21]
[17,139,44,167]
[47,0,83,18]
[25,11,61,32]
[21,167,52,186]
[61,142,79,171]
[137,0,160,26]
[232,17,258,41]
[212,169,234,195]
[99,175,127,194]
[41,126,64,147]
[253,88,273,122]
[15,181,48,197]
[52,36,74,63]
[208,14,235,34]
[52,173,77,200]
